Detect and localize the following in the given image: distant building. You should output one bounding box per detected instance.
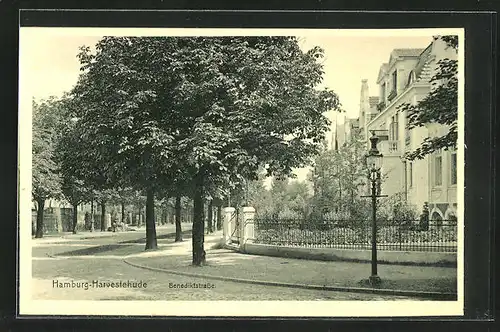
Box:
[358,79,380,141]
[333,116,361,151]
[358,38,457,220]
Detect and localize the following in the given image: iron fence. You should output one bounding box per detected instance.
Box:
[254,218,457,252]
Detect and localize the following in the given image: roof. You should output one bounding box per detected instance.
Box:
[378,43,434,85]
[376,63,389,83]
[391,48,426,58]
[388,48,425,67]
[413,44,433,80]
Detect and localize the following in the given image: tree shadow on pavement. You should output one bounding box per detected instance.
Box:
[118,230,192,244]
[56,244,137,256]
[53,230,196,257]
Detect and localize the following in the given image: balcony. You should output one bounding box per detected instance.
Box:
[387,89,397,102]
[388,140,399,154]
[378,140,400,156]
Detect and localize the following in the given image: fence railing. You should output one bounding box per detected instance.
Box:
[254,218,457,252]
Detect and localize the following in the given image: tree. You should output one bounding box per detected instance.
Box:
[167,37,339,265]
[54,106,95,234]
[32,97,65,238]
[174,195,183,240]
[309,129,368,220]
[245,173,274,217]
[60,176,91,234]
[128,190,147,226]
[398,35,458,160]
[72,36,340,265]
[286,180,311,218]
[94,190,117,231]
[112,187,135,225]
[155,181,188,242]
[267,177,289,216]
[206,198,214,234]
[71,38,187,250]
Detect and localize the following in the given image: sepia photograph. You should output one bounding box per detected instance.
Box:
[18,27,464,317]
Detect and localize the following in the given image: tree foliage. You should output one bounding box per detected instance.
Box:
[32,97,66,237]
[309,129,368,218]
[69,36,340,264]
[32,97,65,203]
[399,35,458,160]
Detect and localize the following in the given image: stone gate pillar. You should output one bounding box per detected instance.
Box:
[105,213,111,230]
[53,206,62,233]
[240,206,255,250]
[222,207,235,244]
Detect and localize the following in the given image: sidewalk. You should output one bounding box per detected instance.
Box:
[32,223,192,244]
[124,232,458,299]
[32,230,119,244]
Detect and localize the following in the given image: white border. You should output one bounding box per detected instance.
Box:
[18,27,465,317]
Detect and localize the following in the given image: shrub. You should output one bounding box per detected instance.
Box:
[254,224,457,247]
[378,192,419,225]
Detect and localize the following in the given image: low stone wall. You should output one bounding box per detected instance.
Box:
[240,242,456,267]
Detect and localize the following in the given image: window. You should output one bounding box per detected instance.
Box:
[392,71,397,92]
[389,115,399,141]
[394,115,399,140]
[381,83,386,101]
[407,71,414,87]
[404,114,410,145]
[450,152,457,185]
[387,72,397,102]
[434,154,443,186]
[408,162,413,188]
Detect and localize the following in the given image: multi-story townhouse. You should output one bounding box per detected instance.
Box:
[361,38,458,221]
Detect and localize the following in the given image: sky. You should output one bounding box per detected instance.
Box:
[20,28,435,183]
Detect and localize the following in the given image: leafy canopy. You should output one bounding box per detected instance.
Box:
[70,36,341,193]
[308,129,368,217]
[32,97,66,201]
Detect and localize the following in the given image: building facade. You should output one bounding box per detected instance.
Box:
[360,38,458,220]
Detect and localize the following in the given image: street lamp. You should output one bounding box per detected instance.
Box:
[365,131,384,286]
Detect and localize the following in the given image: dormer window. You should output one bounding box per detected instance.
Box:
[407,71,415,87]
[391,71,397,92]
[387,71,398,102]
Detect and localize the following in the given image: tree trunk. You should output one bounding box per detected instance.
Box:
[100,202,106,231]
[216,205,222,230]
[192,172,205,266]
[145,188,158,250]
[72,203,78,234]
[138,206,142,227]
[207,199,214,233]
[90,199,94,232]
[35,198,45,238]
[175,195,183,242]
[121,201,125,225]
[170,202,174,224]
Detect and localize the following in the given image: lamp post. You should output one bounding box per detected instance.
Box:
[363,131,385,286]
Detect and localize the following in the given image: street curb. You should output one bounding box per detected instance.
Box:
[122,258,457,300]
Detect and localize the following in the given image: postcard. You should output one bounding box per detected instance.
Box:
[19,26,464,317]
